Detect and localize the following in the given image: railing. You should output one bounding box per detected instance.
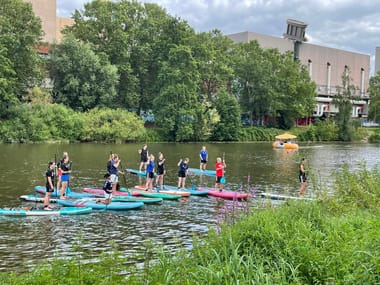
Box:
[316,85,369,98]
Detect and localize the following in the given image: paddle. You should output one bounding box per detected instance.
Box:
[118,161,130,196]
[186,171,197,190]
[220,152,226,184]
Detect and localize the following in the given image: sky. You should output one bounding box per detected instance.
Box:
[57,0,380,75]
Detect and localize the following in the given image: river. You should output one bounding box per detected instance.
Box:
[0,142,378,272]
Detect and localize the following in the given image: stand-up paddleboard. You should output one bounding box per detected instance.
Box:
[201,187,249,200]
[187,168,216,177]
[84,187,181,200]
[83,187,130,196]
[57,198,144,211]
[125,168,157,177]
[35,186,94,198]
[160,185,209,196]
[0,206,92,216]
[20,194,58,203]
[260,192,314,201]
[112,196,163,204]
[133,185,190,197]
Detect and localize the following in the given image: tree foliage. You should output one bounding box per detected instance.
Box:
[0,0,43,113]
[65,0,195,112]
[80,107,145,142]
[153,45,203,141]
[49,36,119,111]
[368,71,380,122]
[211,89,241,141]
[232,41,316,129]
[333,69,354,141]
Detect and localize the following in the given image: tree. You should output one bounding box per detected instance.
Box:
[211,89,241,141]
[333,68,354,141]
[49,36,119,111]
[368,71,380,122]
[65,0,195,112]
[276,52,316,129]
[0,0,43,105]
[232,41,316,128]
[191,30,234,101]
[153,45,204,141]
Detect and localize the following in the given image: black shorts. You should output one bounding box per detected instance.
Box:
[299,173,307,183]
[46,184,54,193]
[200,159,207,163]
[147,172,154,179]
[178,171,186,178]
[216,176,223,183]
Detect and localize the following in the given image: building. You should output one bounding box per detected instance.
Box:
[228,20,370,121]
[376,47,380,75]
[24,0,74,44]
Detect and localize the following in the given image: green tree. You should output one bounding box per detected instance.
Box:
[211,89,241,141]
[368,71,380,122]
[0,0,43,104]
[49,36,119,111]
[191,30,234,100]
[276,52,316,129]
[66,0,195,113]
[153,45,203,141]
[333,68,354,141]
[0,45,16,115]
[232,41,316,129]
[232,41,278,126]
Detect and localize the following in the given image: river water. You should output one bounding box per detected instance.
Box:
[0,142,379,272]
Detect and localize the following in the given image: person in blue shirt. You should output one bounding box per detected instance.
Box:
[145,154,155,190]
[199,146,208,171]
[177,158,189,189]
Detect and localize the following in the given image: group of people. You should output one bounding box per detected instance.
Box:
[42,146,307,210]
[43,152,72,210]
[139,145,227,192]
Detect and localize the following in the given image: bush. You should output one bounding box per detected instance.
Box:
[80,108,145,143]
[0,104,82,142]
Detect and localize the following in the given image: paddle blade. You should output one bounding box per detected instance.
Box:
[221,177,226,184]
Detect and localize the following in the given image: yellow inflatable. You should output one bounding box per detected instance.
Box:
[272,141,299,150]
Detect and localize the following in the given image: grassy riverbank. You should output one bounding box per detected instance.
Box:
[0,165,379,284]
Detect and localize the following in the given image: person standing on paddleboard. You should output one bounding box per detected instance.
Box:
[138,144,149,172]
[145,154,155,191]
[59,153,72,199]
[177,158,189,189]
[215,157,227,192]
[155,152,165,191]
[43,161,56,210]
[199,146,208,171]
[109,153,121,193]
[56,151,68,193]
[299,158,308,197]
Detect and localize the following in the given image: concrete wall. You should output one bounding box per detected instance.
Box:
[228,31,370,118]
[376,47,380,76]
[25,0,57,43]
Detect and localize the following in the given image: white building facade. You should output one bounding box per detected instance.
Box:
[228,30,370,120]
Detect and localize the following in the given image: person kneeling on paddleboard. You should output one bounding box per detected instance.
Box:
[97,173,113,205]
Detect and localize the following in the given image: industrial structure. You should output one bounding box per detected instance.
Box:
[24,0,74,44]
[228,19,371,121]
